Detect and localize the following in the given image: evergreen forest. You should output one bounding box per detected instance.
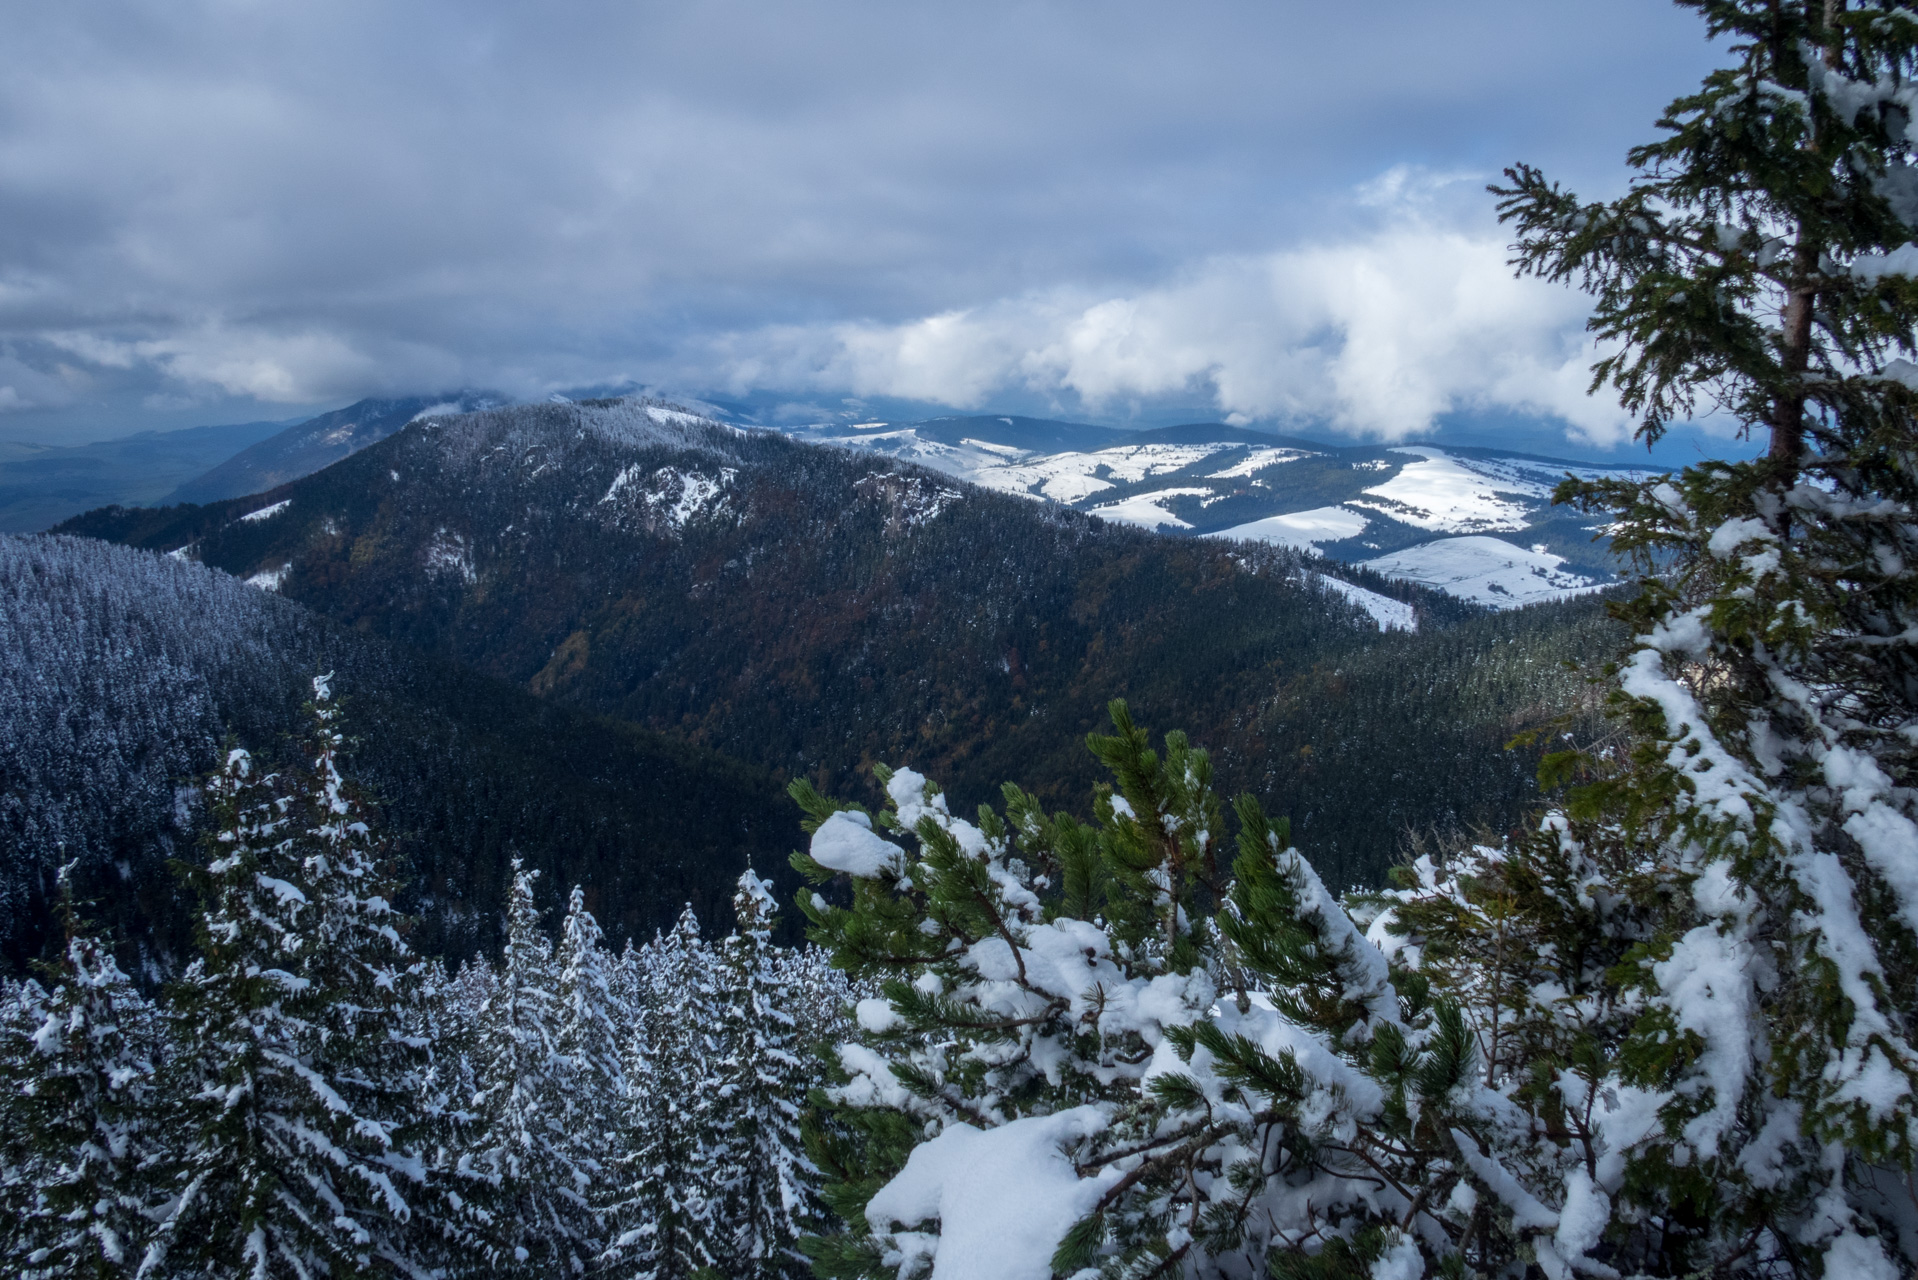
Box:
[9,2,1918,1277]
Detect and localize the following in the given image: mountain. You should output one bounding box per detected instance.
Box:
[0,418,292,533]
[778,415,1656,608]
[58,398,1622,889]
[0,531,803,975]
[164,392,503,505]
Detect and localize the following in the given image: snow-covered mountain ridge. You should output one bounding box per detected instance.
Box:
[777,415,1656,608]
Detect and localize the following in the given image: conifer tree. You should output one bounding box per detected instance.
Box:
[140,679,435,1279]
[601,906,722,1280]
[465,861,597,1277]
[0,868,162,1279]
[556,885,622,1216]
[0,975,51,1264]
[792,705,1479,1279]
[1487,1,1918,1270]
[709,870,819,1279]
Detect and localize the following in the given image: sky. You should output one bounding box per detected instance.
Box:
[0,0,1741,454]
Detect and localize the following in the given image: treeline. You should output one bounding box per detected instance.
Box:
[0,685,851,1278]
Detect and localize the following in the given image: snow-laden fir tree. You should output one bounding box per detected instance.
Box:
[601,906,723,1280]
[556,885,623,1204]
[0,868,162,1279]
[463,861,599,1277]
[708,870,820,1279]
[1485,0,1918,1271]
[139,678,436,1279]
[0,976,50,1263]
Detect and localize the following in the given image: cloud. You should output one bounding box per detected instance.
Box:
[0,1,1716,441]
[0,350,85,415]
[695,186,1635,445]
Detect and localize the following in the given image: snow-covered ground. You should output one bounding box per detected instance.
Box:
[774,418,1643,609]
[1359,536,1605,608]
[1087,488,1212,531]
[1316,574,1417,631]
[1349,447,1547,534]
[244,564,289,591]
[971,442,1242,503]
[805,427,1034,483]
[1206,505,1368,549]
[1207,447,1310,478]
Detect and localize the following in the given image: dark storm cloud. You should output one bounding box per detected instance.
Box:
[0,1,1719,442]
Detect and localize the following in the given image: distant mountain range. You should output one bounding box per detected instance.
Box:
[779,414,1654,609]
[0,418,292,533]
[57,397,1622,892]
[17,396,1658,608]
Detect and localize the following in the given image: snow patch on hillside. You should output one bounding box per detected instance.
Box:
[239,499,290,523]
[972,442,1241,503]
[1208,447,1312,478]
[1207,505,1368,549]
[1361,535,1605,608]
[244,564,289,592]
[1315,575,1417,631]
[1088,488,1212,531]
[805,427,1030,483]
[1350,448,1548,533]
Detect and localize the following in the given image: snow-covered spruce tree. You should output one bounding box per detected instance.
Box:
[601,905,723,1280]
[0,975,51,1263]
[463,861,599,1277]
[0,868,163,1278]
[140,679,438,1278]
[709,870,821,1279]
[1486,1,1918,1271]
[791,703,1530,1279]
[556,885,623,1210]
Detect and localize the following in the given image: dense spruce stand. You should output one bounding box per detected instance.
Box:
[0,692,858,1278]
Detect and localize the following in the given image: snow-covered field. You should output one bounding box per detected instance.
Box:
[1206,505,1369,549]
[971,442,1241,503]
[778,418,1645,609]
[1349,447,1547,534]
[1359,535,1606,607]
[1087,487,1212,530]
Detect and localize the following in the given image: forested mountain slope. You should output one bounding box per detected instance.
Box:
[61,399,1620,887]
[163,392,501,505]
[0,534,801,974]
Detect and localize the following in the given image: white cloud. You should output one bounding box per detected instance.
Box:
[132,328,382,403]
[700,191,1636,446]
[0,352,84,414]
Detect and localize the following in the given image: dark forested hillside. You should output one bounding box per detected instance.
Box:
[0,534,802,975]
[60,399,1621,888]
